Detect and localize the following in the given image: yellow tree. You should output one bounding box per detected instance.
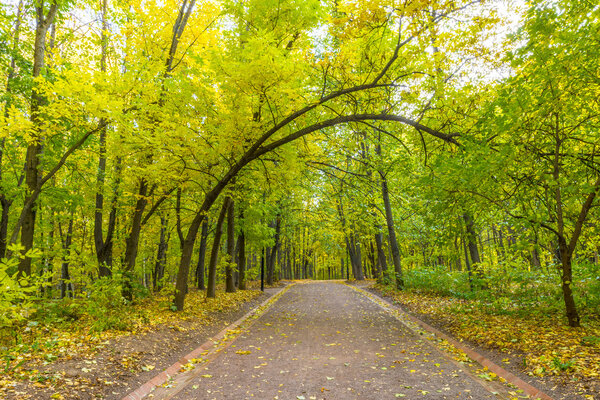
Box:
[171,0,490,310]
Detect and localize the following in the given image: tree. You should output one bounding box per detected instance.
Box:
[483,0,600,327]
[171,0,477,309]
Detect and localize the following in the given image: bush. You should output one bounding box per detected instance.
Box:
[404,266,473,298]
[573,261,600,319]
[400,261,600,321]
[39,298,83,323]
[82,276,130,332]
[0,247,39,330]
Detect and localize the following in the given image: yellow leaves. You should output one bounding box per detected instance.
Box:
[379,285,600,381]
[180,362,196,372]
[0,105,34,141]
[494,105,504,117]
[235,350,252,355]
[0,288,262,396]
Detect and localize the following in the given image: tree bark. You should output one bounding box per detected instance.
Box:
[375,136,403,288]
[350,233,364,280]
[380,177,403,288]
[195,218,209,290]
[0,198,11,260]
[18,2,59,277]
[153,215,169,291]
[205,198,230,299]
[59,216,74,299]
[267,215,281,285]
[93,0,119,278]
[374,230,388,282]
[463,213,483,282]
[369,240,379,279]
[122,178,149,301]
[462,233,473,291]
[225,197,236,293]
[237,228,247,290]
[558,237,579,327]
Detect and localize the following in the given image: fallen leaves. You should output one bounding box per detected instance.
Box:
[375,284,600,382]
[0,288,262,398]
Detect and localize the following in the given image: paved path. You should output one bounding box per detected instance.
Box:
[155,282,504,399]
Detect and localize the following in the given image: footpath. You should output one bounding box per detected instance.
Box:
[127,281,550,399]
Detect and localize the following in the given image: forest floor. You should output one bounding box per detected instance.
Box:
[4,280,594,399]
[140,281,525,400]
[367,281,599,400]
[0,282,281,400]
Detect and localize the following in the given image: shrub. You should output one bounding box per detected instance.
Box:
[82,276,130,332]
[0,246,40,330]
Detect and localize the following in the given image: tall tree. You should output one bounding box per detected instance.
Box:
[206,197,230,299]
[225,197,236,293]
[94,0,120,278]
[18,0,59,277]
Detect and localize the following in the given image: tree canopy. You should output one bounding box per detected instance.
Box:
[1,0,599,341]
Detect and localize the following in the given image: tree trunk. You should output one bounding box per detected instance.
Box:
[528,232,541,269]
[59,217,74,299]
[453,235,462,271]
[351,233,364,280]
[374,230,388,282]
[206,198,230,299]
[93,0,118,278]
[237,228,247,290]
[41,210,55,297]
[122,178,149,301]
[267,245,274,282]
[153,215,169,291]
[368,240,377,279]
[225,197,236,293]
[0,198,11,260]
[267,216,281,285]
[195,218,209,290]
[558,238,580,327]
[462,234,473,291]
[376,136,404,288]
[463,213,483,282]
[338,199,363,280]
[18,2,58,278]
[380,177,403,288]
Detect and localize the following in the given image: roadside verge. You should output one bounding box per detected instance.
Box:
[346,283,553,400]
[123,284,294,400]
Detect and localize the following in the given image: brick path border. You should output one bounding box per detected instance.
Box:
[122,284,293,400]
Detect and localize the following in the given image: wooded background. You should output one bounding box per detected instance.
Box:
[1,0,599,331]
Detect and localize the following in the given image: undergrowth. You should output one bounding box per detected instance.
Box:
[376,265,600,382]
[0,285,261,394]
